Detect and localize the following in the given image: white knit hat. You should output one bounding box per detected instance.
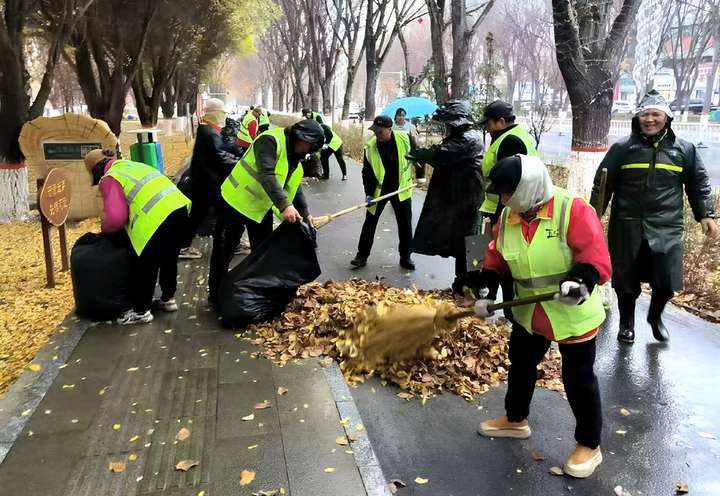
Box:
[205,98,228,113]
[636,90,673,118]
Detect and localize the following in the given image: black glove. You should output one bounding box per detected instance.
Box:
[561,263,600,294]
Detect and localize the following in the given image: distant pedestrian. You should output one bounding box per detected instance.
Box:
[84,149,191,325]
[408,100,484,294]
[475,155,610,479]
[393,107,423,182]
[237,105,264,150]
[350,115,415,270]
[319,123,347,180]
[590,90,718,344]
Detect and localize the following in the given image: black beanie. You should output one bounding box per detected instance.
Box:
[487,155,522,194]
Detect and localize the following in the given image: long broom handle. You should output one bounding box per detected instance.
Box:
[326,184,417,220]
[446,292,560,320]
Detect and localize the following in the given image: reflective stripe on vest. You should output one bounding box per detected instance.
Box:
[105,160,191,256]
[365,131,413,215]
[328,129,343,151]
[497,188,605,341]
[620,162,683,172]
[221,127,303,223]
[480,126,538,214]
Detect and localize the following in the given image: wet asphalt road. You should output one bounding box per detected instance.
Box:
[304,159,720,496]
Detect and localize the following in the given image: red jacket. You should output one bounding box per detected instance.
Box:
[484,197,611,343]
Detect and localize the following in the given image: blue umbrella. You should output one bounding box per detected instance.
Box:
[382,97,438,119]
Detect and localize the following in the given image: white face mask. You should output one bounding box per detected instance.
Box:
[505,156,554,213]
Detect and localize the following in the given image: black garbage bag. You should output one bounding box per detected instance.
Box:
[218,221,321,328]
[70,232,133,321]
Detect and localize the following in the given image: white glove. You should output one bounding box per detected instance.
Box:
[554,280,589,305]
[322,144,329,150]
[474,299,496,318]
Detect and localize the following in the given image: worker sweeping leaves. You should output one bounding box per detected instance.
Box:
[473,155,611,479]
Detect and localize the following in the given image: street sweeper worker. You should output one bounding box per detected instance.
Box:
[473,154,611,479]
[84,148,191,325]
[208,119,325,305]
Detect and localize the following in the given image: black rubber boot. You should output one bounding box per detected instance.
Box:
[400,256,415,270]
[616,292,637,344]
[647,290,672,342]
[350,254,367,268]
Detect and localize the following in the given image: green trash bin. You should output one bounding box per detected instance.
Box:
[129,129,163,173]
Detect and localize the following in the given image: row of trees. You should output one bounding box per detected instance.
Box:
[0,0,275,221]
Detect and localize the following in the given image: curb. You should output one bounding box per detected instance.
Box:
[0,314,92,464]
[323,362,392,496]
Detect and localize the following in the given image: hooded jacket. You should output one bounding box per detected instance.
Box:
[589,113,714,292]
[409,122,485,257]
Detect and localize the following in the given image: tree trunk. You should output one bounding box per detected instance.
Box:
[428,1,449,103]
[450,0,470,99]
[342,59,360,119]
[703,25,720,113]
[161,83,176,119]
[365,60,379,119]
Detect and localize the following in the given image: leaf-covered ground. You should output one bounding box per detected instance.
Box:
[244,280,564,402]
[0,217,99,397]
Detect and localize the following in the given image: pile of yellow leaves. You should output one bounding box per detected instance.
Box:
[0,217,99,397]
[245,280,563,401]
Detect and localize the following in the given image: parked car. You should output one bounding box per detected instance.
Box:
[669,99,720,114]
[612,100,634,114]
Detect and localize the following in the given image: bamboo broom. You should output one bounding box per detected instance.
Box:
[313,184,416,229]
[338,292,559,366]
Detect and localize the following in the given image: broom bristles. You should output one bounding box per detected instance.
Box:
[343,302,466,365]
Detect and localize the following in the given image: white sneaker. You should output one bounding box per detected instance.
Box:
[117,310,154,325]
[178,247,202,259]
[563,446,603,478]
[155,298,178,312]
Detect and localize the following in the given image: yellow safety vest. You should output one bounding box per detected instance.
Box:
[238,111,257,144]
[105,160,191,256]
[496,187,605,341]
[221,127,303,223]
[365,131,413,215]
[259,110,270,127]
[311,111,325,125]
[481,126,538,215]
[328,128,343,151]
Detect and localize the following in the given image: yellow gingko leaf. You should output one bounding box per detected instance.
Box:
[324,467,336,473]
[28,364,42,372]
[62,384,75,390]
[414,477,429,484]
[129,435,140,442]
[241,414,255,421]
[197,492,206,496]
[128,453,138,461]
[248,444,258,450]
[239,469,256,485]
[112,424,121,431]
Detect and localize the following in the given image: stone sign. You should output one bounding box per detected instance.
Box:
[19,113,118,220]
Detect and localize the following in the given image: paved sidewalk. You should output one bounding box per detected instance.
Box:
[0,239,385,496]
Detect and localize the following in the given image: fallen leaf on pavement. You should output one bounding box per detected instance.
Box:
[175,460,199,472]
[620,408,631,416]
[530,451,545,462]
[676,482,689,494]
[397,392,413,400]
[277,387,288,396]
[335,436,349,446]
[549,466,564,476]
[112,424,121,431]
[699,432,716,440]
[242,414,255,421]
[127,367,139,372]
[129,435,140,442]
[128,453,138,461]
[109,462,125,473]
[28,364,41,372]
[176,427,191,441]
[248,444,258,450]
[254,401,271,410]
[415,476,429,484]
[324,467,336,473]
[616,430,627,435]
[240,469,256,486]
